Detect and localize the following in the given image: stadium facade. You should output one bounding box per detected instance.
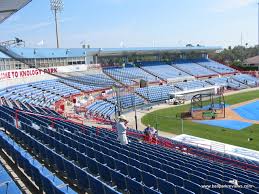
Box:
[0,46,220,71]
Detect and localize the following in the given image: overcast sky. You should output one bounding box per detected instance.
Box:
[1,0,258,48]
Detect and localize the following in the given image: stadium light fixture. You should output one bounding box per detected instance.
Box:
[50,0,63,48]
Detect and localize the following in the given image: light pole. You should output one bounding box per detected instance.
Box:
[50,0,63,48]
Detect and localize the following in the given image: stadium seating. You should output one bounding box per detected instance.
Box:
[193,59,237,74]
[107,94,145,109]
[1,105,259,193]
[103,67,137,85]
[86,100,115,119]
[232,74,259,87]
[207,76,249,90]
[174,80,212,91]
[136,85,181,102]
[103,66,158,85]
[172,59,217,77]
[0,130,76,194]
[86,94,145,119]
[139,61,194,82]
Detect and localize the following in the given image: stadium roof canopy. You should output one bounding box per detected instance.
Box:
[0,0,31,23]
[0,46,222,59]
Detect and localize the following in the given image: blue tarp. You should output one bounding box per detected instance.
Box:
[233,101,259,121]
[194,120,252,130]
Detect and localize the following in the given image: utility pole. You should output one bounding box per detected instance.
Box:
[50,0,63,48]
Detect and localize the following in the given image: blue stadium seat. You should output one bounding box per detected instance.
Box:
[162,164,175,175]
[89,175,105,194]
[158,178,176,194]
[111,170,127,191]
[104,155,116,169]
[126,177,143,194]
[189,173,205,185]
[86,156,99,175]
[222,187,243,194]
[98,163,112,182]
[42,177,55,194]
[202,188,220,194]
[207,175,223,184]
[64,159,76,180]
[117,153,129,164]
[104,184,121,194]
[128,165,142,182]
[95,151,105,164]
[143,186,161,194]
[77,152,87,168]
[142,171,157,189]
[141,163,153,174]
[74,166,89,192]
[184,180,201,194]
[153,167,167,180]
[128,157,141,168]
[167,173,184,187]
[115,159,128,175]
[176,186,195,194]
[175,168,189,179]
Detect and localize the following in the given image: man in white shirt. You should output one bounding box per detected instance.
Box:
[116,115,129,145]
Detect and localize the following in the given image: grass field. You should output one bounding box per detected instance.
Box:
[141,90,259,151]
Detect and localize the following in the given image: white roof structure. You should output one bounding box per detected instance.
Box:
[0,0,31,23]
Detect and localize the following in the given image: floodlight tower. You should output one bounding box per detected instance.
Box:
[50,0,63,48]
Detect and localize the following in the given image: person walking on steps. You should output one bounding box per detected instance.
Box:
[116,115,129,145]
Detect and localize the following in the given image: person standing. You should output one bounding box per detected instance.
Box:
[116,115,129,145]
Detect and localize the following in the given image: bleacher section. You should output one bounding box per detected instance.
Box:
[107,94,145,109]
[233,74,259,87]
[86,94,145,119]
[103,66,158,84]
[193,59,237,74]
[1,105,259,194]
[61,73,120,88]
[139,61,194,82]
[174,80,212,91]
[136,85,181,102]
[86,100,115,119]
[207,77,249,90]
[172,60,218,77]
[0,80,79,107]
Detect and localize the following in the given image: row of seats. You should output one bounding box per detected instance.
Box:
[233,74,259,87]
[1,105,259,193]
[103,65,158,83]
[173,60,217,77]
[139,62,193,81]
[86,100,115,119]
[207,76,249,90]
[174,80,212,91]
[136,85,180,102]
[193,59,237,74]
[0,130,76,194]
[107,94,145,109]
